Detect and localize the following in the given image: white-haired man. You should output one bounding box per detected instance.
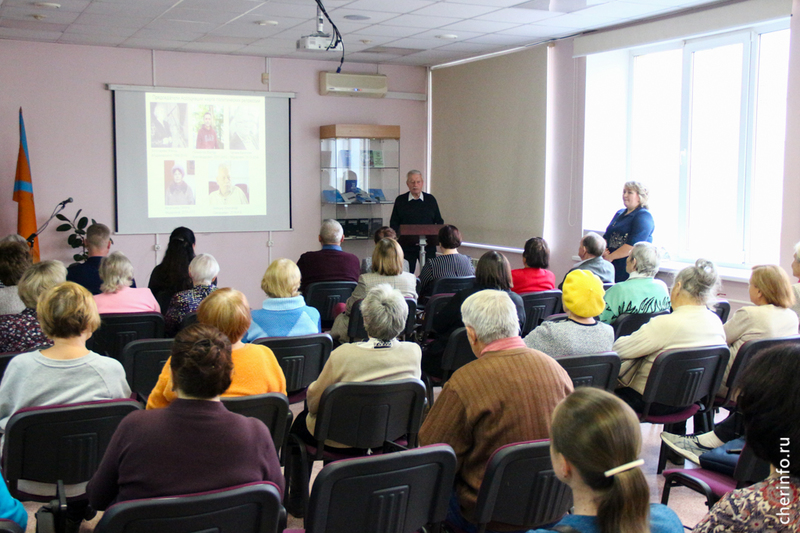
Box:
[389,170,444,273]
[296,219,360,295]
[558,232,615,289]
[420,290,573,532]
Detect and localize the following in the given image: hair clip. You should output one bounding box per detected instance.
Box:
[604,459,644,478]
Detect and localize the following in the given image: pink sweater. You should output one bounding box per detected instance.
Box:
[94,287,161,314]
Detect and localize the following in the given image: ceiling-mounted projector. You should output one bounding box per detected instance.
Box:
[297,5,342,51]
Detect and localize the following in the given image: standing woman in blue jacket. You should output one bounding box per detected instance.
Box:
[602,182,654,283]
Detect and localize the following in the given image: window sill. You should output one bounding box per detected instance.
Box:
[658,260,751,284]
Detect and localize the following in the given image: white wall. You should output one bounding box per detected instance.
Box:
[0,40,426,305]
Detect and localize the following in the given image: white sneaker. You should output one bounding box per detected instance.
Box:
[660,432,714,465]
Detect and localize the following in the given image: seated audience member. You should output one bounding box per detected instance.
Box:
[792,240,800,321]
[66,223,122,295]
[0,260,66,353]
[0,478,25,531]
[691,344,800,532]
[88,323,284,510]
[661,264,798,463]
[148,226,195,311]
[511,237,556,294]
[599,242,670,324]
[164,253,218,336]
[296,219,360,295]
[94,251,160,314]
[361,227,410,274]
[0,234,26,244]
[524,270,614,358]
[147,288,286,409]
[418,224,475,298]
[424,251,525,378]
[0,241,32,315]
[614,259,725,415]
[285,284,422,517]
[0,282,131,432]
[420,290,573,532]
[527,388,683,533]
[243,258,321,342]
[558,232,615,289]
[330,238,417,343]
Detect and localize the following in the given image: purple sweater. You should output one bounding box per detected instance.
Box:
[297,248,361,295]
[87,399,284,509]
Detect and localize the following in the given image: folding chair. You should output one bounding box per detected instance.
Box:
[254,334,333,404]
[557,352,621,391]
[520,290,562,336]
[89,313,165,362]
[121,338,173,401]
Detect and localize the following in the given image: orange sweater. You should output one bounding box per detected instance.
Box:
[146,343,287,409]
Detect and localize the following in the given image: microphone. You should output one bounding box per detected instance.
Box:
[59,197,73,207]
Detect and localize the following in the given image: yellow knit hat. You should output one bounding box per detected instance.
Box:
[562,269,605,318]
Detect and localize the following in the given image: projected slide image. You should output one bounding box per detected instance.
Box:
[164,160,196,206]
[229,105,260,151]
[194,105,224,150]
[208,160,249,206]
[150,103,188,148]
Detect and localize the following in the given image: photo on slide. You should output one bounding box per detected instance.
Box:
[150,103,188,148]
[229,105,260,151]
[164,159,196,206]
[207,160,250,205]
[194,104,224,150]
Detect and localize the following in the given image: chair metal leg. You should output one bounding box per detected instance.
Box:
[657,441,668,474]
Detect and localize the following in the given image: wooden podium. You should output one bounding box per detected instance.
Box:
[399,224,444,268]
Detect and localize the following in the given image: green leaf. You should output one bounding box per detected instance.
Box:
[67,234,81,247]
[73,253,85,262]
[55,214,69,222]
[77,216,88,230]
[56,224,72,232]
[91,219,97,225]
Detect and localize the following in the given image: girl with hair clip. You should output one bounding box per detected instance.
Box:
[148,226,196,311]
[528,388,683,533]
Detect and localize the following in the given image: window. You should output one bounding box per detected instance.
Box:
[583,24,790,268]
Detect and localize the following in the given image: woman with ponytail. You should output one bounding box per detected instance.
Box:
[614,258,726,415]
[528,388,683,533]
[148,226,197,311]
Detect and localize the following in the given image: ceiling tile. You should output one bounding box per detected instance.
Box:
[0,17,69,31]
[59,32,128,45]
[497,23,575,36]
[121,37,187,50]
[159,7,241,24]
[180,41,248,53]
[0,6,81,24]
[64,22,138,36]
[349,23,426,37]
[0,26,63,40]
[342,0,437,15]
[327,7,401,24]
[444,0,523,6]
[410,3,500,18]
[440,18,521,32]
[131,27,204,42]
[411,28,484,40]
[146,18,218,32]
[381,14,462,29]
[475,7,560,23]
[176,0,265,12]
[465,32,534,44]
[74,12,158,29]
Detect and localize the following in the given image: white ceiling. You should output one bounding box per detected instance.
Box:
[0,0,725,66]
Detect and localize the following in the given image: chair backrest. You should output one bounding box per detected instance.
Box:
[473,440,572,533]
[640,345,730,419]
[180,312,198,331]
[122,338,173,400]
[253,334,332,395]
[0,353,21,385]
[520,290,563,336]
[314,379,427,456]
[733,444,771,488]
[441,327,477,381]
[89,313,165,362]
[720,335,800,406]
[543,313,568,323]
[347,299,417,343]
[94,481,284,533]
[0,520,22,533]
[613,311,669,339]
[304,282,358,327]
[422,293,455,336]
[304,445,457,533]
[2,399,143,501]
[221,393,290,455]
[602,282,614,291]
[712,300,731,324]
[557,353,621,391]
[430,276,475,297]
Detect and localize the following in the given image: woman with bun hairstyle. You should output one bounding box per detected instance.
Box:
[527,388,683,533]
[614,259,726,414]
[148,227,196,311]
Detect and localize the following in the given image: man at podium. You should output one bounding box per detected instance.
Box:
[389,170,443,273]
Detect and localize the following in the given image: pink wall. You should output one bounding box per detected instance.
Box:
[0,40,427,305]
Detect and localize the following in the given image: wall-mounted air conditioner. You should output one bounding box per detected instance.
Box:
[319,72,388,98]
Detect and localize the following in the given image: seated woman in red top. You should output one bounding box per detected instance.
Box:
[511,237,555,294]
[87,323,284,509]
